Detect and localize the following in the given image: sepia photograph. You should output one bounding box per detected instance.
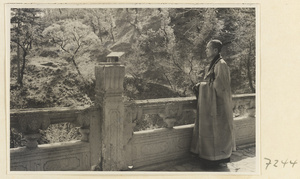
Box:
[7,4,258,174]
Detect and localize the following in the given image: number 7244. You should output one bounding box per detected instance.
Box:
[264,158,297,170]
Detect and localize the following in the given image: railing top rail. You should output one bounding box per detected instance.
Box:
[124,96,196,106]
[10,94,255,112]
[10,106,93,129]
[125,93,255,106]
[10,106,90,114]
[10,93,255,129]
[232,93,255,98]
[123,93,255,129]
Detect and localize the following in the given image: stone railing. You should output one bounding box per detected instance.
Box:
[125,97,197,129]
[10,54,256,171]
[10,106,90,148]
[122,94,255,170]
[10,106,101,171]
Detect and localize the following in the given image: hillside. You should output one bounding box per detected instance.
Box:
[10,50,181,109]
[10,8,256,109]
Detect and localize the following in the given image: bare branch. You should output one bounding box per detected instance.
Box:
[73,43,81,55]
[11,39,26,52]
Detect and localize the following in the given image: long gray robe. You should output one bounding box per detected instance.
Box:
[190,58,236,161]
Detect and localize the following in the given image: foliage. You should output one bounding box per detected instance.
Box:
[10,123,80,148]
[224,8,256,93]
[10,7,256,147]
[10,56,93,109]
[10,8,42,86]
[133,114,167,132]
[42,20,101,83]
[11,8,256,102]
[45,123,81,143]
[133,112,196,132]
[123,77,179,100]
[10,128,24,148]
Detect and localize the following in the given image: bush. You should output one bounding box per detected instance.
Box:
[10,123,81,148]
[39,50,59,58]
[45,123,81,143]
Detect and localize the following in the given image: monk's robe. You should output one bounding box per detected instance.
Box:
[190,56,236,161]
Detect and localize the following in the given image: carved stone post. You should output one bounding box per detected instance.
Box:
[76,108,92,142]
[95,53,125,171]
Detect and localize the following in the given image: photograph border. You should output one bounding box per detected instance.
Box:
[5,3,260,176]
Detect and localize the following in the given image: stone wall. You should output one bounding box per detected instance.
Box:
[128,125,193,169]
[232,94,256,146]
[11,141,90,171]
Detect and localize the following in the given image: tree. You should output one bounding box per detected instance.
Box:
[11,8,42,86]
[10,7,256,110]
[216,8,256,93]
[42,20,101,83]
[82,9,108,43]
[233,8,256,93]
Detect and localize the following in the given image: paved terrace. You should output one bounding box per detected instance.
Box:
[132,145,256,172]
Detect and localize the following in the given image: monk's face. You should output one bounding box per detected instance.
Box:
[205,42,218,59]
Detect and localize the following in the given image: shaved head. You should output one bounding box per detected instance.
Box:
[208,39,223,53]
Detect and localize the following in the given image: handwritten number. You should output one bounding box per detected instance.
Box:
[273,160,278,167]
[281,159,288,168]
[265,158,297,169]
[290,160,297,168]
[264,158,272,170]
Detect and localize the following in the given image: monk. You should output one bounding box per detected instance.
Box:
[190,39,236,167]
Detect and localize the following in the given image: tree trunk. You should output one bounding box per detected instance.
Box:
[96,18,103,43]
[110,24,115,42]
[17,39,21,83]
[71,56,86,85]
[18,49,27,86]
[247,41,255,93]
[71,57,82,76]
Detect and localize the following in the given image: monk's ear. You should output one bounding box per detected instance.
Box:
[213,48,218,54]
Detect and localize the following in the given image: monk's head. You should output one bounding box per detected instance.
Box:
[205,39,222,59]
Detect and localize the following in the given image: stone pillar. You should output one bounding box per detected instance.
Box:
[95,60,125,171]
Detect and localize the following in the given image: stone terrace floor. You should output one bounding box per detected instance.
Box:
[135,145,256,173]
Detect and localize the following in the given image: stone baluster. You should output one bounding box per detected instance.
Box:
[76,109,91,142]
[13,113,50,149]
[159,103,183,128]
[95,52,126,171]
